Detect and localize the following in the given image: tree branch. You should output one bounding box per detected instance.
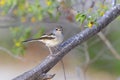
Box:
[13,5,120,80]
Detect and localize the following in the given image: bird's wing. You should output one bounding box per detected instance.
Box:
[39,33,56,40]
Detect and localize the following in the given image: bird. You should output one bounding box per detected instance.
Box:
[23,25,64,54]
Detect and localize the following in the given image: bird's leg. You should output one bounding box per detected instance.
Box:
[48,47,53,54]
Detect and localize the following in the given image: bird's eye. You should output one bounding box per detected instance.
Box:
[56,28,58,30]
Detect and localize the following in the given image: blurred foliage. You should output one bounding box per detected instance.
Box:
[76,19,120,75]
[75,2,108,28]
[74,0,120,75]
[75,13,87,24]
[0,0,6,6]
[0,0,59,55]
[75,13,97,28]
[9,26,45,55]
[9,27,31,55]
[87,24,120,75]
[1,0,59,20]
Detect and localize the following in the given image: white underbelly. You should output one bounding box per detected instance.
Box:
[40,39,62,47]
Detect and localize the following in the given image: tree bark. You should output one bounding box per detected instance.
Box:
[13,5,120,80]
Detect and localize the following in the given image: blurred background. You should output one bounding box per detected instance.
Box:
[0,0,120,80]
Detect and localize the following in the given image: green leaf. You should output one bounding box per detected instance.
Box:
[75,13,86,24]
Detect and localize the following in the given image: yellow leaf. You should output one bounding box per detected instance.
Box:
[21,17,26,23]
[13,9,17,15]
[15,42,21,47]
[31,17,36,23]
[100,11,105,16]
[0,0,6,6]
[100,4,107,9]
[18,4,24,11]
[88,21,94,28]
[46,0,52,6]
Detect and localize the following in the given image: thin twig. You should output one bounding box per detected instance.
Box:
[83,43,90,66]
[8,2,17,15]
[89,48,105,64]
[0,46,24,60]
[97,32,120,60]
[60,60,67,80]
[82,42,90,80]
[76,66,85,80]
[112,0,116,7]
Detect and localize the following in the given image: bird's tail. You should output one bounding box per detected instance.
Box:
[22,38,41,43]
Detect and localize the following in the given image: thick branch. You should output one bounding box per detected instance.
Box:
[13,5,120,80]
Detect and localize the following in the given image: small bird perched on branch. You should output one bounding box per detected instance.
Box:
[23,25,66,80]
[23,25,64,54]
